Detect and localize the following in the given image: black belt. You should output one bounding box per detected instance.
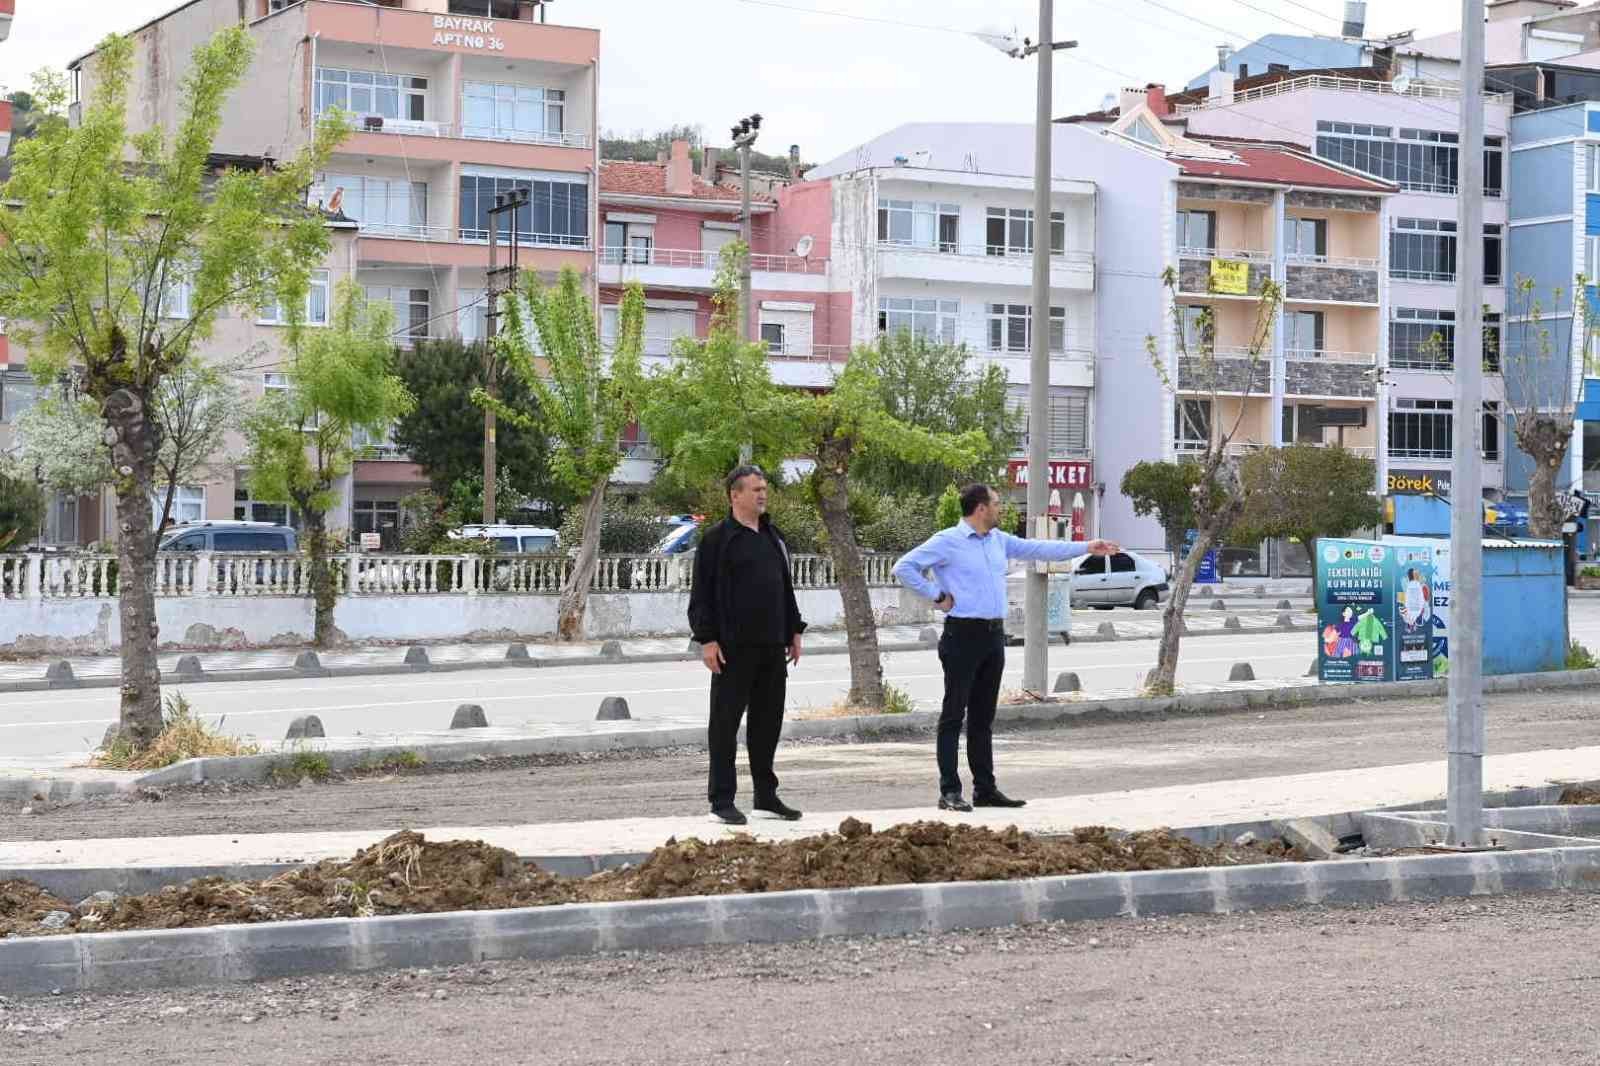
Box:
[945,617,1005,632]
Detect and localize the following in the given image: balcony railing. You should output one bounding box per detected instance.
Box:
[344,114,590,150]
[1285,253,1381,270]
[876,240,1094,265]
[1284,348,1378,365]
[1179,246,1272,262]
[1390,353,1502,372]
[600,246,827,275]
[344,219,592,250]
[1174,73,1510,114]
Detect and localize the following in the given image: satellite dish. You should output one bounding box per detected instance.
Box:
[1392,74,1412,95]
[794,234,814,259]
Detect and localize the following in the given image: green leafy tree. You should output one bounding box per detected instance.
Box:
[391,337,560,511]
[1120,461,1203,558]
[0,460,46,550]
[0,29,345,746]
[244,281,414,646]
[851,331,1019,497]
[481,270,644,641]
[1236,444,1383,582]
[935,483,962,531]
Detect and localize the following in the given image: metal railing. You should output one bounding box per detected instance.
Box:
[1284,348,1378,364]
[1285,253,1382,270]
[876,241,1094,265]
[599,246,828,275]
[346,115,590,150]
[1179,246,1271,262]
[0,550,904,600]
[1174,74,1510,114]
[347,220,592,249]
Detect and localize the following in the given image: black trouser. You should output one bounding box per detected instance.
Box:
[707,644,788,809]
[936,619,1007,797]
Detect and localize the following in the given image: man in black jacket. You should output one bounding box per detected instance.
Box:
[688,464,806,825]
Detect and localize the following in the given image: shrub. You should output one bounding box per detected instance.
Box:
[858,493,939,553]
[1568,640,1598,671]
[91,692,260,770]
[558,499,677,555]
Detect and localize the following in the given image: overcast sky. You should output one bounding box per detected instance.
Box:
[0,0,1471,163]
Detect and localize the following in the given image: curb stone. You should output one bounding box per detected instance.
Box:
[5,846,1600,997]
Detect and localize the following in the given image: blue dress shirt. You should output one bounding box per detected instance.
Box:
[893,520,1090,620]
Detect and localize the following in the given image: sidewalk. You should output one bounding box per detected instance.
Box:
[4,743,1594,869]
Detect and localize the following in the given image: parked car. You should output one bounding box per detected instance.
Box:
[447,524,560,554]
[1071,550,1169,610]
[158,521,298,553]
[628,517,702,589]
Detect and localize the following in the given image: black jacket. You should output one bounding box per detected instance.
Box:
[687,514,807,646]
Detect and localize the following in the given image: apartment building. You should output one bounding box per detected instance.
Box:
[21,0,598,542]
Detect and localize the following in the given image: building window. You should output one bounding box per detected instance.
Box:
[1175,209,1216,253]
[760,322,786,355]
[1175,398,1212,451]
[602,220,654,264]
[877,199,960,252]
[1389,399,1454,459]
[1484,223,1503,284]
[152,485,205,527]
[325,174,427,237]
[1009,386,1090,455]
[1588,145,1600,194]
[158,273,192,320]
[1285,310,1325,355]
[1484,401,1501,461]
[985,207,1065,257]
[259,270,330,326]
[0,371,40,425]
[1390,218,1457,281]
[1484,311,1501,371]
[1128,118,1163,146]
[1390,307,1455,369]
[365,286,430,346]
[315,68,427,125]
[1178,304,1212,350]
[987,303,1066,354]
[1285,217,1327,260]
[878,297,958,344]
[459,171,589,247]
[353,498,402,537]
[1314,121,1503,197]
[462,82,566,145]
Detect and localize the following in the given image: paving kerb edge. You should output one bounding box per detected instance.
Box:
[6,845,1600,997]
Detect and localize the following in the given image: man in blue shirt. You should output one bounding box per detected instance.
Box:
[894,483,1118,811]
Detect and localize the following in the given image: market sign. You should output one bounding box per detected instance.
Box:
[1209,258,1249,295]
[1007,459,1093,489]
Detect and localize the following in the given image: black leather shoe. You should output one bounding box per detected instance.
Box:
[938,792,973,812]
[754,798,802,821]
[973,790,1027,808]
[709,806,748,825]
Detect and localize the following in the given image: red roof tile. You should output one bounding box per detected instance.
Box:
[1177,141,1395,193]
[599,160,771,203]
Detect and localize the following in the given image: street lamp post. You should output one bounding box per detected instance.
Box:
[730,113,763,346]
[979,7,1077,696]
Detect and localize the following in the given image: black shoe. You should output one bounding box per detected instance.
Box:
[709,806,748,825]
[753,798,802,821]
[938,792,973,812]
[973,790,1027,808]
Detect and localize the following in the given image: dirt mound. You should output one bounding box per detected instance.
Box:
[1558,786,1600,805]
[1,823,1303,939]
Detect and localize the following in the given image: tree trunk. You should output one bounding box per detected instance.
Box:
[103,388,164,747]
[305,511,338,648]
[1147,524,1215,696]
[1516,415,1572,539]
[557,479,606,642]
[815,439,884,708]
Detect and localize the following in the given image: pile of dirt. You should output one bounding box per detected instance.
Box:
[1558,786,1600,805]
[0,823,1304,940]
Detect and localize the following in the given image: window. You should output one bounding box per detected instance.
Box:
[354,498,401,536]
[365,286,430,345]
[315,68,427,124]
[1175,398,1212,451]
[458,287,489,343]
[462,82,566,144]
[878,297,959,344]
[1391,307,1455,369]
[760,322,786,354]
[1175,209,1216,253]
[1484,224,1503,285]
[1286,217,1327,260]
[353,424,406,460]
[987,303,1067,354]
[1285,310,1324,354]
[1484,401,1501,461]
[459,170,589,247]
[1390,218,1457,281]
[0,371,40,425]
[213,530,291,551]
[152,485,204,526]
[1588,145,1600,194]
[1282,403,1326,444]
[259,270,330,326]
[702,225,739,257]
[1315,121,1504,197]
[1389,399,1453,459]
[1010,385,1090,454]
[1484,312,1502,371]
[1179,304,1212,351]
[602,220,654,264]
[1588,234,1600,282]
[985,207,1065,257]
[1109,553,1137,574]
[1078,554,1106,575]
[877,200,960,252]
[1128,118,1163,146]
[158,272,192,320]
[326,174,427,237]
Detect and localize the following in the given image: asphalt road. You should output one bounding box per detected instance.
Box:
[6,891,1600,1065]
[2,631,1319,759]
[11,687,1600,842]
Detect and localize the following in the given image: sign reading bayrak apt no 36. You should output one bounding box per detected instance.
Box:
[433,14,507,51]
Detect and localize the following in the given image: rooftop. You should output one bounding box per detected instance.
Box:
[1177,137,1396,193]
[599,160,771,204]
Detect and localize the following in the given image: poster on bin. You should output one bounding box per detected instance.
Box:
[1389,542,1436,682]
[1385,536,1448,678]
[1317,539,1391,683]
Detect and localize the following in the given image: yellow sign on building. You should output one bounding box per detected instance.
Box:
[1209,258,1249,295]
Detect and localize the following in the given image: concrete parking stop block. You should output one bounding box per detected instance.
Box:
[919,627,938,646]
[1224,615,1243,631]
[174,655,205,680]
[45,660,76,686]
[1277,599,1294,610]
[1228,662,1256,682]
[1277,613,1295,628]
[450,704,489,730]
[1211,599,1227,610]
[505,643,530,661]
[600,641,624,660]
[1096,622,1116,638]
[293,651,322,673]
[285,715,325,741]
[404,646,431,670]
[597,696,631,721]
[1307,659,1319,677]
[1053,672,1082,693]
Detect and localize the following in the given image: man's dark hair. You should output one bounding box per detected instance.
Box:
[960,483,995,517]
[725,464,767,499]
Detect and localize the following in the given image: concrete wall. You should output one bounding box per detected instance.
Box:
[0,587,925,655]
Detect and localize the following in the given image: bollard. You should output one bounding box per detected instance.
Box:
[599,641,624,660]
[1277,613,1294,629]
[1277,599,1294,610]
[596,696,631,721]
[1224,615,1243,631]
[1053,671,1081,693]
[450,704,489,729]
[1228,662,1256,682]
[174,654,204,680]
[1253,585,1266,598]
[1210,599,1227,611]
[506,643,531,661]
[45,660,77,687]
[285,715,325,741]
[1196,586,1212,598]
[293,651,323,673]
[403,646,430,670]
[1096,621,1117,639]
[919,627,939,647]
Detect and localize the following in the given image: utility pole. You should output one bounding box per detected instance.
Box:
[730,113,763,344]
[1448,0,1486,847]
[483,187,528,525]
[985,6,1077,696]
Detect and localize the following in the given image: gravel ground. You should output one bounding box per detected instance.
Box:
[5,891,1600,1064]
[9,688,1600,842]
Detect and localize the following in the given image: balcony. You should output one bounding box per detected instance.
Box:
[346,115,590,151]
[1284,255,1380,305]
[354,222,592,270]
[1172,73,1510,114]
[1177,351,1270,394]
[874,242,1093,291]
[1284,349,1378,398]
[1176,251,1272,298]
[597,246,829,293]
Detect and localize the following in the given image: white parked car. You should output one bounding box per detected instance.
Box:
[1071,550,1169,610]
[446,524,560,554]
